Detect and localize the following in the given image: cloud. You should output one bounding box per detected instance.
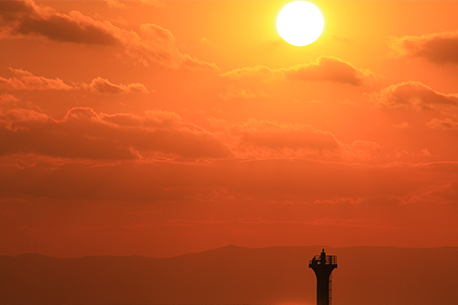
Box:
[0,0,40,22]
[341,140,382,162]
[102,110,181,128]
[180,54,219,71]
[106,0,165,9]
[430,180,458,204]
[0,102,230,160]
[3,98,384,163]
[393,122,411,129]
[0,68,149,93]
[420,148,431,157]
[200,37,213,47]
[219,87,256,100]
[427,118,458,131]
[17,10,120,46]
[409,178,458,205]
[370,81,458,110]
[228,119,340,160]
[0,93,19,104]
[221,65,277,82]
[282,56,378,86]
[0,1,217,70]
[0,156,451,207]
[0,68,73,90]
[207,118,386,162]
[88,77,149,94]
[390,31,458,64]
[221,56,379,86]
[208,118,392,163]
[0,92,45,119]
[0,1,119,45]
[106,0,127,9]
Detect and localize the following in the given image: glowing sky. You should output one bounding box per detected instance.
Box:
[1,0,458,258]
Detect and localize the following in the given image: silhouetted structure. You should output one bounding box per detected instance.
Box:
[309,249,337,305]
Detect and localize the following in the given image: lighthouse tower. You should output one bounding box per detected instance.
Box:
[309,249,337,305]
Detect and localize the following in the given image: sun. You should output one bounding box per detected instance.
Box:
[277,1,324,47]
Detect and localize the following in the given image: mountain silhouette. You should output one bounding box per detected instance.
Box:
[1,245,457,305]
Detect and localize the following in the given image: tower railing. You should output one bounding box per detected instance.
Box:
[309,255,337,265]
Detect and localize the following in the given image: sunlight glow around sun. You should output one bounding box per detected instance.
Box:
[277,1,324,47]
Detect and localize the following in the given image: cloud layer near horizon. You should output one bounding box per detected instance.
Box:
[0,102,231,159]
[1,98,390,162]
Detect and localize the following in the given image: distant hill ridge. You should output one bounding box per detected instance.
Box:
[1,245,457,305]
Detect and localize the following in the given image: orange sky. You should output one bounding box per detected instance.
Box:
[1,0,458,258]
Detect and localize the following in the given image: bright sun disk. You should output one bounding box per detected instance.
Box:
[277,1,324,47]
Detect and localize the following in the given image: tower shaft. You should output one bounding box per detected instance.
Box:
[309,249,337,305]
